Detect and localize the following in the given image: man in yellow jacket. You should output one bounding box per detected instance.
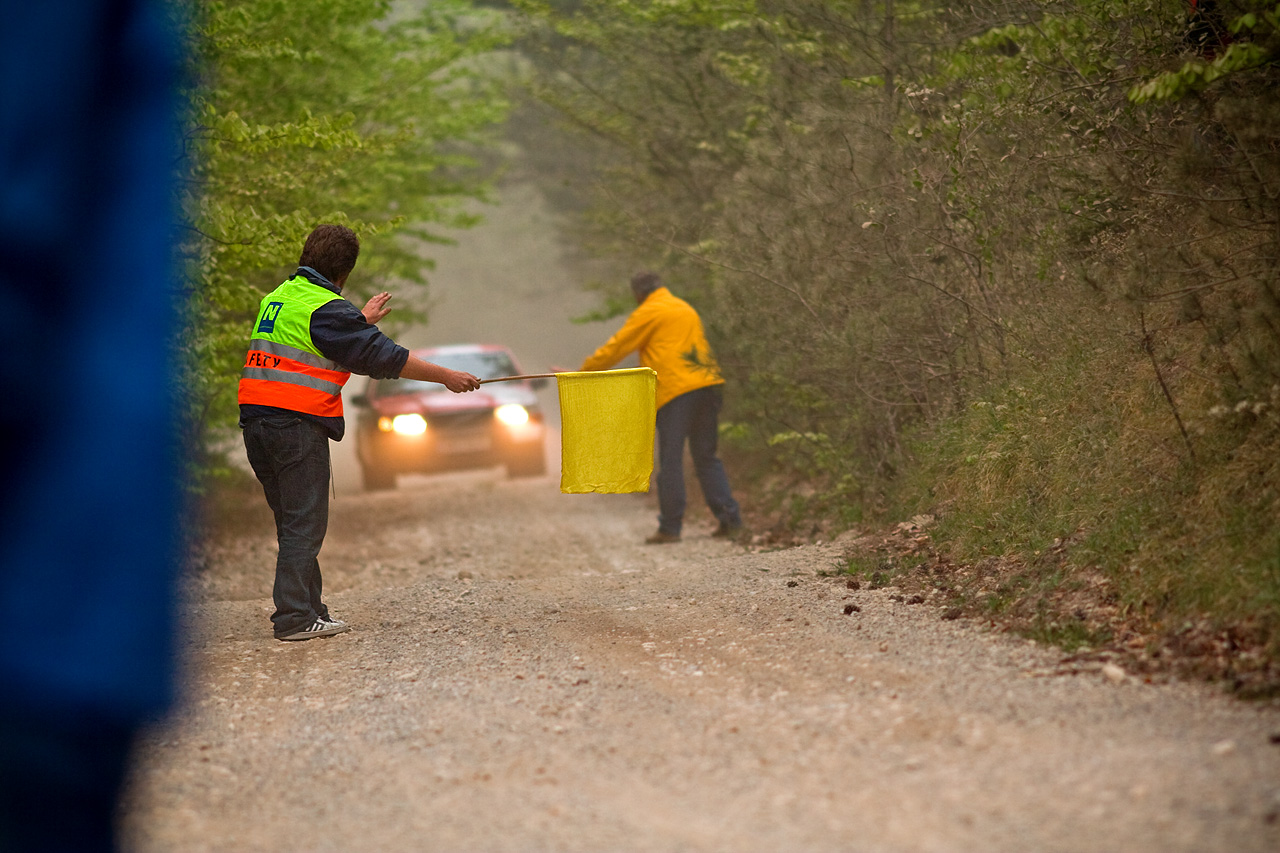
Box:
[581,271,743,543]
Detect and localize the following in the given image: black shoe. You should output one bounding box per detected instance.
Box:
[712,521,743,538]
[645,530,681,544]
[277,618,350,641]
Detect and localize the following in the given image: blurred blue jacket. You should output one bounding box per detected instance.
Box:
[0,0,183,728]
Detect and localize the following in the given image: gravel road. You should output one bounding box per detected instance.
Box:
[119,179,1280,850]
[119,461,1280,852]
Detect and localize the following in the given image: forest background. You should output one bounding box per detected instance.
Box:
[181,0,1280,694]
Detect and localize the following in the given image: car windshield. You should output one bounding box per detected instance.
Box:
[372,350,518,397]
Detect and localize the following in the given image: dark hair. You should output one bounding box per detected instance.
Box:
[299,224,360,283]
[630,270,662,299]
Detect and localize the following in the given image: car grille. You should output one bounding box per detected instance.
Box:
[430,410,493,430]
[429,409,495,454]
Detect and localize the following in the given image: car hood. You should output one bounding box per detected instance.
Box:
[368,384,540,417]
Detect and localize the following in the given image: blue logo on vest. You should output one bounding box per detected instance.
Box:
[257,302,284,334]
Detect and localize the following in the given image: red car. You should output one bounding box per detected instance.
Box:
[351,344,548,490]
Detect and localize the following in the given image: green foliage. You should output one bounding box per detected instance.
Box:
[1131,1,1280,102]
[180,0,509,484]
[514,0,1280,666]
[570,288,635,323]
[1131,41,1270,101]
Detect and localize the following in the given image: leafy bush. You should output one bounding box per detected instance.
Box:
[180,0,509,487]
[515,0,1280,669]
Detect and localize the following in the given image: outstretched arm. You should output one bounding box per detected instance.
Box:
[398,355,480,393]
[580,307,653,371]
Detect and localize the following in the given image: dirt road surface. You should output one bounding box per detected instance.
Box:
[121,182,1280,850]
[122,465,1280,852]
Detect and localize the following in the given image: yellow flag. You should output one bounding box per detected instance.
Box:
[557,368,657,494]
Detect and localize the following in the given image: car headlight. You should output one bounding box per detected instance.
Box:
[494,403,529,426]
[379,413,427,435]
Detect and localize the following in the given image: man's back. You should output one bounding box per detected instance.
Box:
[583,286,723,408]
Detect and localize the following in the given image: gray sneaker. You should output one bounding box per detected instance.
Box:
[277,618,350,641]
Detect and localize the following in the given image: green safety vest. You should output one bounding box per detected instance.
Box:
[237,276,351,418]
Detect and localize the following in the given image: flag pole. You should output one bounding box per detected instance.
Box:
[478,373,559,385]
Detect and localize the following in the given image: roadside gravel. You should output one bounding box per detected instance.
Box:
[120,468,1280,852]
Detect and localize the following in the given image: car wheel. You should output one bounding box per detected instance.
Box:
[361,461,396,492]
[505,444,546,478]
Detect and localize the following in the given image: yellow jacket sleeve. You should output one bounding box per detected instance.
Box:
[580,302,654,374]
[580,287,723,409]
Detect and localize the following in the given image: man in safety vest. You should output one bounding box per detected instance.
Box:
[238,224,480,641]
[580,271,744,544]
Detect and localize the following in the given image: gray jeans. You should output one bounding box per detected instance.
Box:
[655,385,742,536]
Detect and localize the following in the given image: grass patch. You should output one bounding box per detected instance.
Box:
[833,552,899,588]
[1023,610,1110,653]
[888,324,1280,694]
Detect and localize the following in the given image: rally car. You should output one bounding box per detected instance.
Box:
[351,344,548,490]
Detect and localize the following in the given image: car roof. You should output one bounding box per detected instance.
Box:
[409,343,511,357]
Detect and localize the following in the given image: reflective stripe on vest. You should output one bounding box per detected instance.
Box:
[237,278,352,418]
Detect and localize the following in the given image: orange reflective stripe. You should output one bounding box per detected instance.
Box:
[238,377,344,418]
[242,350,349,392]
[282,357,348,387]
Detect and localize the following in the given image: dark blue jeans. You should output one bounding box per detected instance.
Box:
[654,385,742,537]
[243,415,333,637]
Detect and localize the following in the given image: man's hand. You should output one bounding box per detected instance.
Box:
[444,370,481,393]
[361,292,393,325]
